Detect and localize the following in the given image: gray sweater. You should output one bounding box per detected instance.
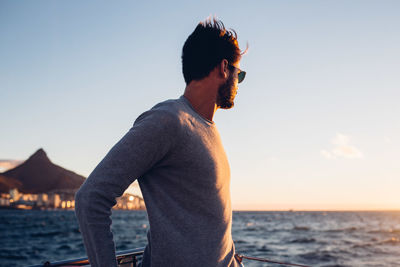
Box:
[75,96,239,267]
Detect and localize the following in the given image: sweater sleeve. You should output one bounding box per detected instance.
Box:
[75,109,178,267]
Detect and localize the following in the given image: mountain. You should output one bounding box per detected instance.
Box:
[0,175,22,193]
[0,148,86,194]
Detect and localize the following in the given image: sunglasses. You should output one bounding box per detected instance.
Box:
[228,64,246,83]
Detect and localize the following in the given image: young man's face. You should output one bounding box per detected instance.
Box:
[216,62,240,109]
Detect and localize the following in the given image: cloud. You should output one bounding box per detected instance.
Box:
[320,149,335,159]
[321,133,363,159]
[332,133,350,146]
[384,136,392,144]
[0,160,23,172]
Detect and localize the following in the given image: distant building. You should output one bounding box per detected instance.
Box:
[49,194,61,208]
[10,188,20,201]
[115,194,145,210]
[37,193,48,206]
[0,197,10,206]
[0,188,144,210]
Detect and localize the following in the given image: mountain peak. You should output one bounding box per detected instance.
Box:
[1,148,85,193]
[28,148,50,162]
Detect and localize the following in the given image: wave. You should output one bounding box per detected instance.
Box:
[379,237,400,245]
[30,230,62,237]
[289,238,316,244]
[352,237,400,248]
[292,226,310,231]
[368,228,400,234]
[257,245,272,252]
[324,227,359,233]
[57,244,72,250]
[299,251,337,262]
[319,264,349,267]
[243,227,259,232]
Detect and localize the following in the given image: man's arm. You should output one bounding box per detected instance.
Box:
[75,109,178,267]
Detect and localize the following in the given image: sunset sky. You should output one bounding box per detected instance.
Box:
[1,1,399,210]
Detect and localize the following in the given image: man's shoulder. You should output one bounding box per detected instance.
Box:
[151,97,184,114]
[134,97,185,127]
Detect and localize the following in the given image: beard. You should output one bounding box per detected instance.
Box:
[216,73,237,109]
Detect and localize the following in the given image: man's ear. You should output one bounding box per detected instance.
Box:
[219,59,229,79]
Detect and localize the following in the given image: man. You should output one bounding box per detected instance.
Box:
[75,17,247,267]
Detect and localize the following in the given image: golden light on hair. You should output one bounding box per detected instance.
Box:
[241,41,249,56]
[200,15,249,56]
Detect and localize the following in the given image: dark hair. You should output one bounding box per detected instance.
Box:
[182,17,246,85]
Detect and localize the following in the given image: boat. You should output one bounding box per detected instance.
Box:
[28,247,311,267]
[28,247,145,267]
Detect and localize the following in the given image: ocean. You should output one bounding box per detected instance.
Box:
[1,210,399,267]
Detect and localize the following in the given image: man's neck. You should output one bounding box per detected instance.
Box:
[183,80,218,122]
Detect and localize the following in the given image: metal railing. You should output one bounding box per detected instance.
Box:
[28,247,145,267]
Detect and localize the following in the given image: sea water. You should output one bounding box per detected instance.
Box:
[1,210,399,267]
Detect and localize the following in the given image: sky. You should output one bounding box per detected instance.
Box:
[1,1,399,210]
